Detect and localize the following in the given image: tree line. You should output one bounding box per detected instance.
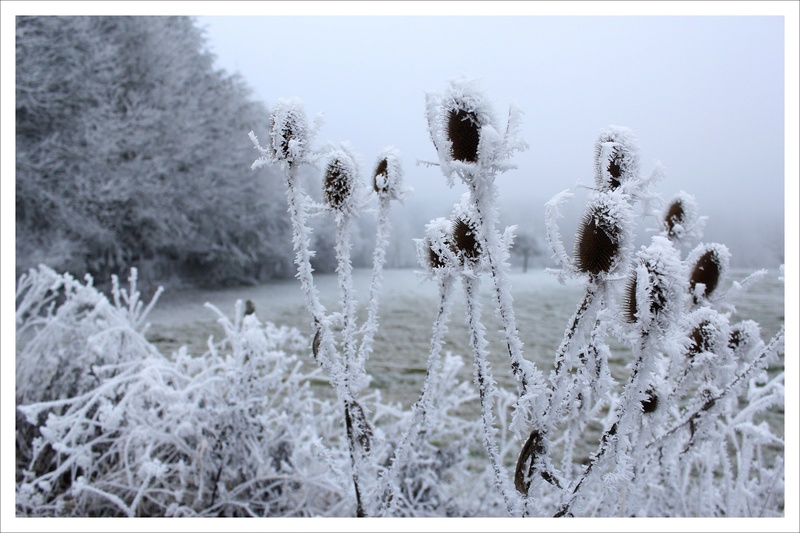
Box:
[15,16,368,289]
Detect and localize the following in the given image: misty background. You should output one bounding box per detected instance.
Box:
[195,14,786,268]
[12,11,788,292]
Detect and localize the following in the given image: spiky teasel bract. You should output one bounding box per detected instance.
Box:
[686,242,730,305]
[323,147,360,214]
[372,147,405,201]
[621,236,686,331]
[573,190,634,279]
[593,126,641,192]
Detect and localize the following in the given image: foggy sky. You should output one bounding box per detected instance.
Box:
[194,10,789,266]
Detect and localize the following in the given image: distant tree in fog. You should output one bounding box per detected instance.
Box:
[510,231,542,273]
[16,16,293,288]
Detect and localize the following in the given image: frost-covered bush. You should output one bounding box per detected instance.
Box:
[15,266,504,517]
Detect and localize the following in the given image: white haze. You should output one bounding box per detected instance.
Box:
[194,11,788,267]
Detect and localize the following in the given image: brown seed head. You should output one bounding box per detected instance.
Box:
[641,388,659,414]
[575,207,621,276]
[324,156,353,211]
[427,238,447,270]
[373,158,389,194]
[688,320,713,357]
[690,249,721,303]
[664,199,685,238]
[607,151,623,190]
[451,217,481,263]
[623,261,669,325]
[447,107,480,163]
[622,273,639,323]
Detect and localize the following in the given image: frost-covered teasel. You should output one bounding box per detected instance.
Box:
[416,217,459,275]
[685,307,732,359]
[323,147,361,214]
[622,236,686,331]
[686,242,730,305]
[573,190,635,279]
[372,147,405,201]
[593,126,641,192]
[250,97,316,169]
[424,78,526,186]
[659,191,705,246]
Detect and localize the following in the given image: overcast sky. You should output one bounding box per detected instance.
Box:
[191,7,793,267]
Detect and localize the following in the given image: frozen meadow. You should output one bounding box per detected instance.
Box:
[146,266,785,413]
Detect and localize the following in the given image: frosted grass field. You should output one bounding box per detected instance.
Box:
[147,266,785,410]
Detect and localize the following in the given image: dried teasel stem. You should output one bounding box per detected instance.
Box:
[378,272,457,515]
[462,273,521,515]
[356,149,404,370]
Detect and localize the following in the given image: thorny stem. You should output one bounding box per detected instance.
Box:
[379,273,457,515]
[357,195,392,369]
[462,273,520,516]
[555,329,654,517]
[546,284,602,429]
[463,173,540,415]
[283,162,369,516]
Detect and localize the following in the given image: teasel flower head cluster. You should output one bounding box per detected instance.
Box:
[424,78,527,186]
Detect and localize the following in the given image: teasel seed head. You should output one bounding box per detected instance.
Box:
[593,126,641,191]
[268,98,309,164]
[427,237,447,270]
[622,272,640,324]
[664,198,685,239]
[447,105,481,163]
[688,320,714,358]
[728,320,761,360]
[574,192,631,278]
[685,308,730,359]
[660,191,702,244]
[372,147,404,200]
[418,217,456,273]
[622,236,686,330]
[323,150,358,213]
[373,158,388,193]
[451,216,481,264]
[641,387,659,414]
[687,243,729,305]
